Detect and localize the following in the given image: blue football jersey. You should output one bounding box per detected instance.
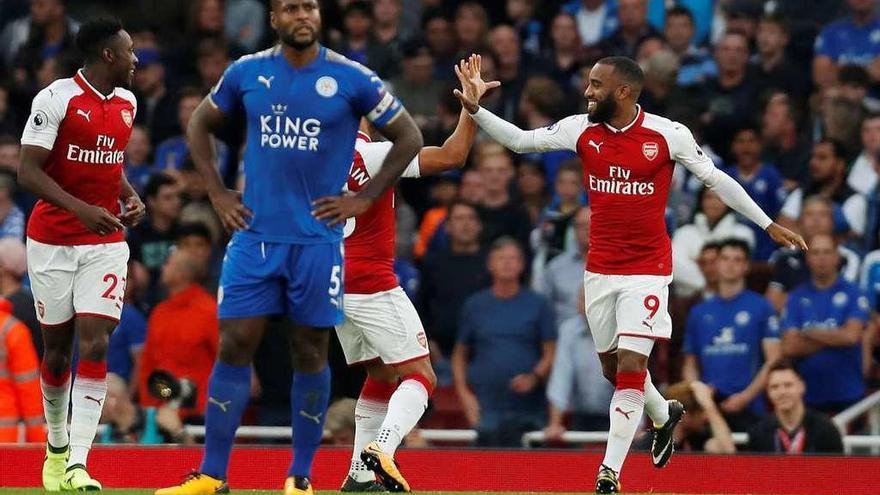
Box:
[210,45,403,243]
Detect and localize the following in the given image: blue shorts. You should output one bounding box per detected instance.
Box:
[218,236,344,326]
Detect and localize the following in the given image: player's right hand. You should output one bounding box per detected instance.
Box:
[209,188,252,232]
[74,204,125,236]
[453,54,500,114]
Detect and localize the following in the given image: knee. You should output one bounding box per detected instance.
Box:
[616,351,648,373]
[79,333,109,361]
[218,331,254,366]
[601,367,617,386]
[291,332,328,372]
[42,350,71,376]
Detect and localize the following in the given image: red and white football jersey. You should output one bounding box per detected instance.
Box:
[20,70,137,245]
[512,107,720,276]
[343,132,420,294]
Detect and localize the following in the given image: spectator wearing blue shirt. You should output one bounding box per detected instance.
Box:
[124,125,156,195]
[597,0,661,59]
[535,206,590,325]
[781,234,869,413]
[813,0,880,89]
[452,238,556,447]
[663,6,716,87]
[153,88,230,179]
[682,239,782,432]
[0,172,24,240]
[723,126,787,261]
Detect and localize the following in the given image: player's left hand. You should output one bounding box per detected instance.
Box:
[118,195,146,227]
[312,194,372,226]
[510,373,539,394]
[719,392,749,413]
[767,222,807,250]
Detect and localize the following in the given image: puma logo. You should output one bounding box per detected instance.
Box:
[76,109,91,122]
[642,320,654,331]
[588,139,603,153]
[299,409,322,425]
[615,407,634,420]
[43,394,56,406]
[208,396,231,412]
[257,75,274,89]
[84,395,104,406]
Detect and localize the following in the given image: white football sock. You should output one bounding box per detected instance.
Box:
[643,372,669,427]
[601,388,645,474]
[349,393,388,482]
[67,373,107,467]
[41,372,71,449]
[375,379,429,457]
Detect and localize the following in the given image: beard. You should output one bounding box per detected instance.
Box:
[588,95,617,123]
[280,28,318,50]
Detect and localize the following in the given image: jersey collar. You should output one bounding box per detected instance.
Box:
[75,69,116,101]
[603,104,643,133]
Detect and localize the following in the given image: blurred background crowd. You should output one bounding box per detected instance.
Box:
[0,0,879,453]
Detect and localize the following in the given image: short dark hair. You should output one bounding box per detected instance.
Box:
[700,240,722,254]
[143,173,177,199]
[759,13,788,33]
[838,64,870,88]
[768,359,802,380]
[816,138,847,160]
[447,200,479,218]
[596,56,645,91]
[718,238,751,259]
[666,6,694,24]
[489,236,524,257]
[557,159,583,178]
[76,17,124,62]
[178,86,204,102]
[344,1,373,19]
[176,222,212,243]
[732,124,761,139]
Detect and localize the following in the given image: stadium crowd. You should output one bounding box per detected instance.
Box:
[0,0,877,452]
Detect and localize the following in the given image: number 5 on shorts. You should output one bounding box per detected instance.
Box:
[328,265,342,306]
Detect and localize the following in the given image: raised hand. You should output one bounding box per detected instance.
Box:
[453,54,501,114]
[766,222,807,251]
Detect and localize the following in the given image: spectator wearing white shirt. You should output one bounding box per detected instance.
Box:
[846,114,880,196]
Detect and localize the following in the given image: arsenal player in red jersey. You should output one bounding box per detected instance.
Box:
[17,18,144,492]
[337,55,494,493]
[455,56,805,493]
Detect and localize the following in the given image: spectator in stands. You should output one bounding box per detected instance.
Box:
[334,1,397,79]
[777,139,865,238]
[454,2,490,55]
[372,0,408,71]
[0,172,24,240]
[562,0,618,47]
[746,360,844,453]
[517,161,548,225]
[453,238,556,447]
[767,196,862,313]
[422,11,457,82]
[124,125,155,195]
[0,238,39,355]
[700,31,758,163]
[389,41,443,128]
[518,78,577,184]
[0,297,42,443]
[682,239,782,431]
[531,162,584,278]
[598,0,659,58]
[639,49,699,126]
[664,6,715,87]
[813,0,880,89]
[781,234,868,413]
[545,287,612,437]
[847,113,880,197]
[419,201,491,356]
[194,37,230,94]
[154,87,230,176]
[475,150,533,250]
[543,13,584,93]
[0,86,17,136]
[761,92,810,191]
[107,263,148,394]
[752,14,808,104]
[175,221,220,294]
[535,206,589,324]
[723,126,787,261]
[507,0,543,55]
[128,174,182,306]
[1,0,78,80]
[140,250,219,421]
[224,0,265,52]
[645,380,735,453]
[0,135,18,173]
[132,48,179,146]
[489,24,548,122]
[672,188,754,297]
[837,65,880,113]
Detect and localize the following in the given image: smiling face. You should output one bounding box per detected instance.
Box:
[272,0,321,50]
[584,63,622,123]
[108,29,138,88]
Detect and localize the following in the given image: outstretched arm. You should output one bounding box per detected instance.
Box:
[453,55,581,154]
[418,108,477,175]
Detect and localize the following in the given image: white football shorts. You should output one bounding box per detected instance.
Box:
[27,238,129,326]
[336,286,430,366]
[583,270,673,356]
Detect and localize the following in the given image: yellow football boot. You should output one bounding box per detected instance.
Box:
[155,472,228,495]
[361,442,410,492]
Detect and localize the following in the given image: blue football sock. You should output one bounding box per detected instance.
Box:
[200,362,251,480]
[289,366,331,477]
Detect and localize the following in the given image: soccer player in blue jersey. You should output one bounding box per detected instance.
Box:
[155,1,423,495]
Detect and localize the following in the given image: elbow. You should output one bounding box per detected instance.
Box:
[17,166,34,193]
